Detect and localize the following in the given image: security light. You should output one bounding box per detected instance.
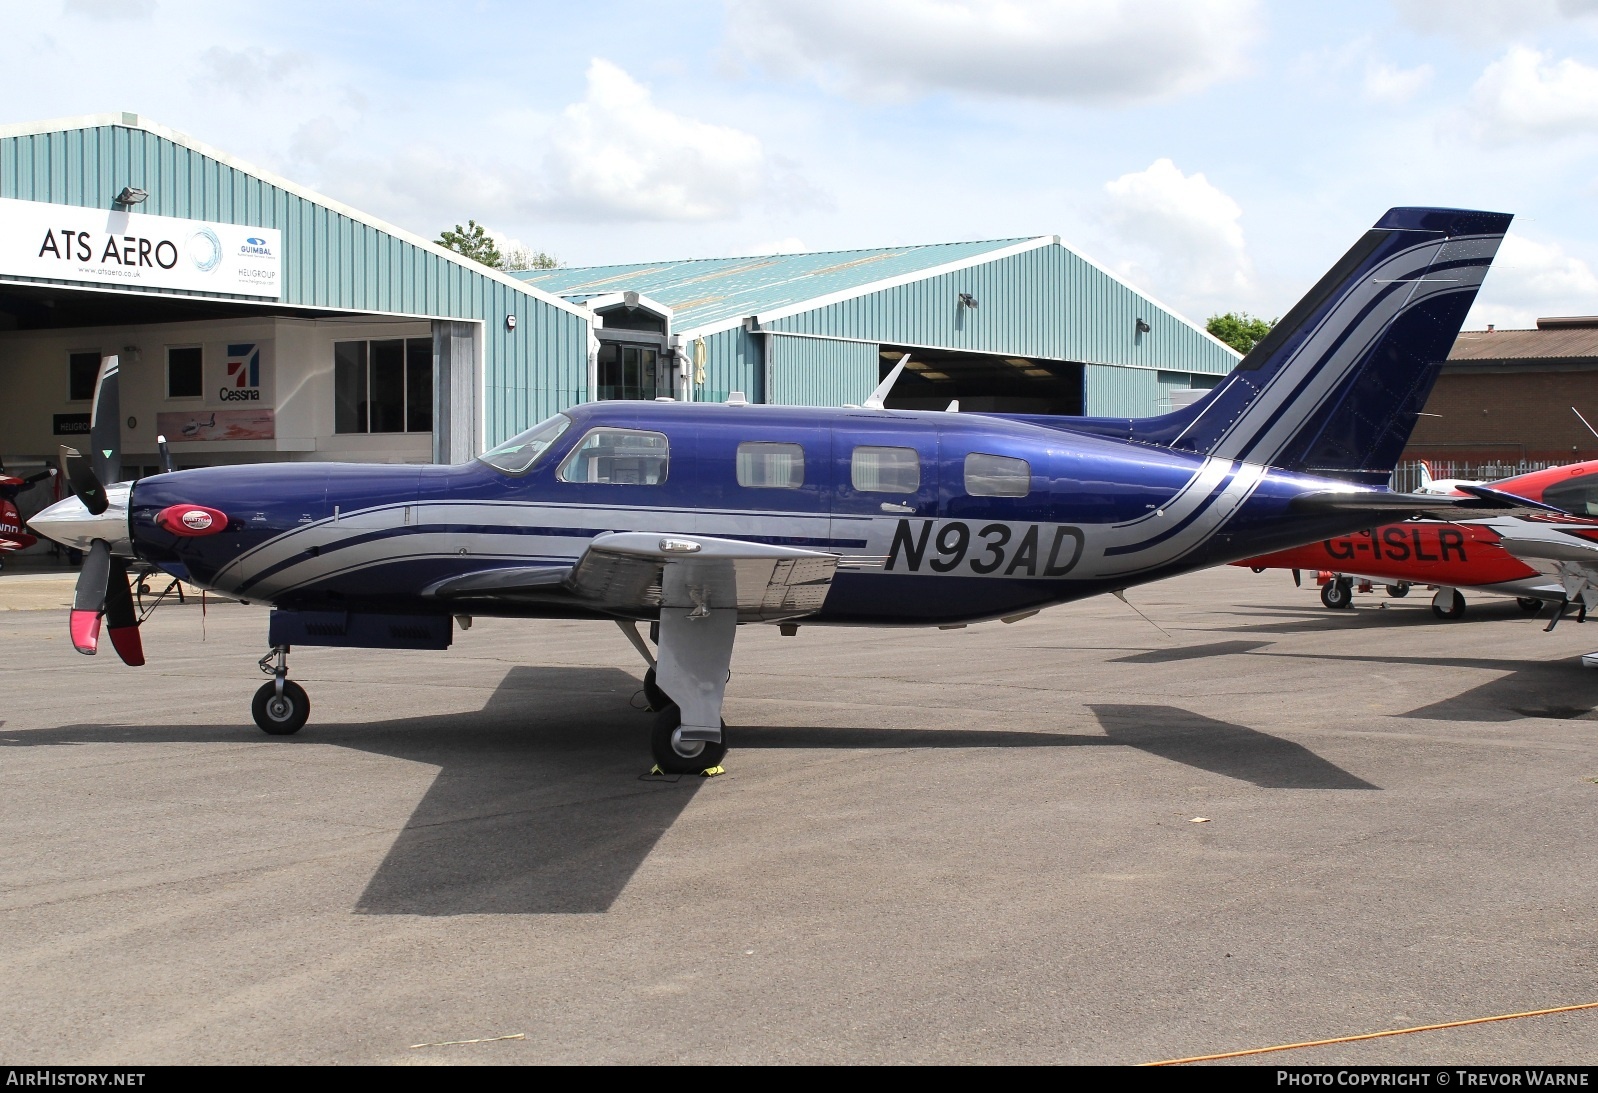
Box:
[505,314,517,331]
[958,293,979,309]
[1135,317,1152,334]
[115,186,148,207]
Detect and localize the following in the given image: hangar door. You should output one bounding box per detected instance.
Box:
[878,345,1084,415]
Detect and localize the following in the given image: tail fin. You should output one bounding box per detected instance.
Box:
[1417,459,1434,490]
[1086,208,1509,486]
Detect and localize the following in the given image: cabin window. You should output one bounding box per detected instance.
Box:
[558,428,670,485]
[68,351,101,401]
[334,337,433,434]
[1544,473,1598,516]
[479,413,571,474]
[964,452,1030,497]
[737,442,805,489]
[166,346,203,399]
[851,446,920,494]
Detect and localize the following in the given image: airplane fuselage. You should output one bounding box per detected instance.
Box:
[121,402,1387,626]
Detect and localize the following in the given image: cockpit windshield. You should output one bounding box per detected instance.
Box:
[477,413,572,474]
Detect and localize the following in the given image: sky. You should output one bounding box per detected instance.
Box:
[8,0,1598,329]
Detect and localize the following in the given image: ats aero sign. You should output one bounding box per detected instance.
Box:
[0,197,282,298]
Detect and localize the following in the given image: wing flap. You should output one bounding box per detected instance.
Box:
[568,532,838,621]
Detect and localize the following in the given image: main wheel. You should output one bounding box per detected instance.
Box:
[650,703,728,774]
[252,680,310,735]
[1517,596,1544,615]
[1432,590,1467,620]
[642,667,670,713]
[1320,578,1353,610]
[1386,583,1410,598]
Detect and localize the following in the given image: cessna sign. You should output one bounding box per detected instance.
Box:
[0,197,281,298]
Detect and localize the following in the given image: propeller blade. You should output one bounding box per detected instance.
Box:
[70,539,112,654]
[59,445,108,516]
[89,355,121,487]
[1292,568,1302,588]
[156,434,174,475]
[105,557,145,666]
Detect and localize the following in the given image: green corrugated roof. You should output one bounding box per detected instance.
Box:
[510,238,1035,332]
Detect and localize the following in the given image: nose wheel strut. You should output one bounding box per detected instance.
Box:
[252,644,310,735]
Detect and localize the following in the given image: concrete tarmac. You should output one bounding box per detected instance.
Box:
[1,566,1596,1065]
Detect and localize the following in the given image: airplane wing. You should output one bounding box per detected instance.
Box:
[1498,531,1598,609]
[425,532,839,622]
[1291,484,1565,519]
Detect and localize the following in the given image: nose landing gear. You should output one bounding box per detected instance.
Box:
[252,644,310,735]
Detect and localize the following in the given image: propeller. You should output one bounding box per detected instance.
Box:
[62,355,143,666]
[157,433,174,475]
[68,540,144,665]
[90,354,121,487]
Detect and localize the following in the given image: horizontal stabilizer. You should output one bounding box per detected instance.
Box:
[1291,485,1562,519]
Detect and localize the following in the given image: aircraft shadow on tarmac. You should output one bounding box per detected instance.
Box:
[0,669,1374,917]
[1250,650,1598,722]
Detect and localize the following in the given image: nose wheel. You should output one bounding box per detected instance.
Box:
[252,644,310,735]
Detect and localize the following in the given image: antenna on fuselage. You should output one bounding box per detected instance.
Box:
[1573,406,1598,441]
[863,356,909,411]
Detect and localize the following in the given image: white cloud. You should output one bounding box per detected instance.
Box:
[1100,158,1252,314]
[543,58,768,221]
[1363,59,1433,103]
[1471,46,1598,140]
[62,0,155,20]
[1466,231,1598,328]
[1392,0,1598,42]
[743,236,808,255]
[726,0,1261,104]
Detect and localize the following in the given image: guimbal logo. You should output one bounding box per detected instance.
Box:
[222,343,261,401]
[239,235,274,258]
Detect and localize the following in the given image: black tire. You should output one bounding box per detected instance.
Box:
[1320,579,1353,610]
[1517,597,1544,615]
[252,680,310,735]
[1385,583,1410,598]
[1431,590,1466,620]
[650,703,728,774]
[642,667,670,713]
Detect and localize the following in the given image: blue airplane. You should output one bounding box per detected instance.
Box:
[31,207,1539,773]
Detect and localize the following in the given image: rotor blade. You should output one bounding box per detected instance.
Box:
[1292,568,1302,588]
[58,445,108,516]
[156,434,174,475]
[89,354,121,487]
[104,557,145,666]
[70,539,112,655]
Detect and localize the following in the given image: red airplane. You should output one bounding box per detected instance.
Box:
[1236,460,1598,618]
[0,467,55,570]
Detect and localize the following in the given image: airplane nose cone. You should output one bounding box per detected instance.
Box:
[28,482,133,555]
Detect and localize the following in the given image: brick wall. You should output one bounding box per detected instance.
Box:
[1403,368,1598,464]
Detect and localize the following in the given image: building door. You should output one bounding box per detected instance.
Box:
[597,341,671,400]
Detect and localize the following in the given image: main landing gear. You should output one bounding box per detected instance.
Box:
[252,644,309,735]
[618,601,736,775]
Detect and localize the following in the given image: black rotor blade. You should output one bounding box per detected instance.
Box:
[89,354,121,487]
[1292,568,1302,588]
[104,557,145,666]
[59,445,107,516]
[156,433,174,475]
[70,539,112,655]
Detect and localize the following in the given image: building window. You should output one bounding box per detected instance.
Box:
[68,351,101,401]
[167,346,203,399]
[334,337,433,434]
[737,442,805,489]
[597,343,662,400]
[557,428,669,485]
[964,452,1029,497]
[851,446,920,494]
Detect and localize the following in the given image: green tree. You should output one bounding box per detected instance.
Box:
[500,245,560,271]
[436,220,502,269]
[1206,311,1275,354]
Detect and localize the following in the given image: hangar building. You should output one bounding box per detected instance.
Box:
[1402,316,1598,478]
[0,112,1238,513]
